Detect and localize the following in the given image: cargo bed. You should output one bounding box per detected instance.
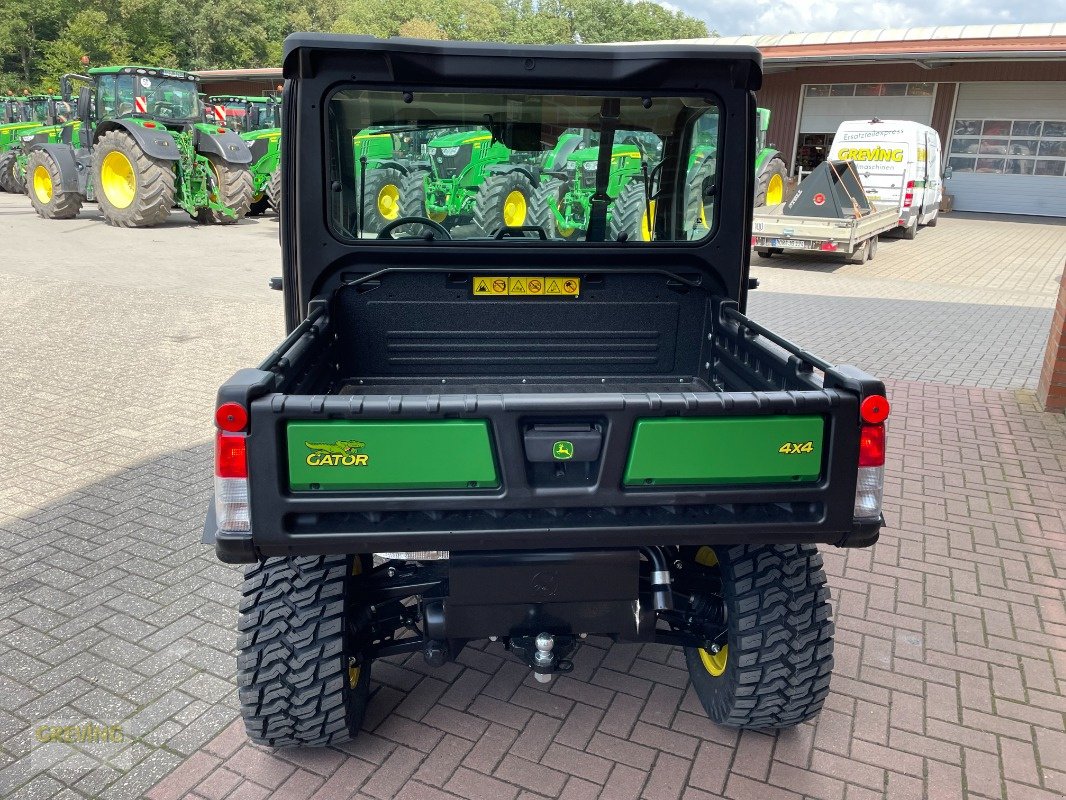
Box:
[208,268,884,562]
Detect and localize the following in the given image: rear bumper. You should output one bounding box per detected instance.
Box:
[204,502,882,563]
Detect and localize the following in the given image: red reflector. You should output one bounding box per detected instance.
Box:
[858,424,885,467]
[820,241,837,252]
[215,402,248,432]
[860,395,890,424]
[216,432,248,478]
[143,121,156,128]
[217,127,227,134]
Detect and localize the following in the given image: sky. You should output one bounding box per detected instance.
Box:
[678,0,1066,37]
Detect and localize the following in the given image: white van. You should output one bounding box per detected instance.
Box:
[830,119,943,239]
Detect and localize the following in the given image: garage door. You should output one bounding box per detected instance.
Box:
[795,83,936,172]
[947,82,1066,217]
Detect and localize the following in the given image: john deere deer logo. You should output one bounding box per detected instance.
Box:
[305,440,370,467]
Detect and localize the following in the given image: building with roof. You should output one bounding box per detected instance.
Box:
[195,23,1066,216]
[697,23,1066,217]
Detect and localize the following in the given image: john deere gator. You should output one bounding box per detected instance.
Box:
[206,95,281,215]
[25,67,253,227]
[206,35,890,747]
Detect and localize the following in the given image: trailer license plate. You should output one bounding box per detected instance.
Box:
[755,237,812,250]
[772,238,812,249]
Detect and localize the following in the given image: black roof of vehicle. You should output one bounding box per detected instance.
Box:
[282,34,762,92]
[279,35,764,329]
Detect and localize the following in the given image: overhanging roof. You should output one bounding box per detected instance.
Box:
[195,25,1066,84]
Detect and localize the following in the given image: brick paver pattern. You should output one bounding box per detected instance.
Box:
[0,194,1063,800]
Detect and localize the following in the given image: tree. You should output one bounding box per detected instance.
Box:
[1,0,710,89]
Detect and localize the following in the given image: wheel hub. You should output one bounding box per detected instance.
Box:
[377,184,400,220]
[32,165,53,204]
[100,151,136,209]
[503,189,527,227]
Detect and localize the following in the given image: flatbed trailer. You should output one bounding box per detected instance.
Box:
[751,202,898,263]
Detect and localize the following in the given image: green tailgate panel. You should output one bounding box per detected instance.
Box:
[624,416,824,486]
[288,420,498,491]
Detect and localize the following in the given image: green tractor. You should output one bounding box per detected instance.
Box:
[681,107,788,240]
[0,95,66,192]
[401,128,549,234]
[754,108,788,207]
[2,97,80,193]
[538,131,664,241]
[206,95,281,216]
[25,67,254,227]
[351,127,432,233]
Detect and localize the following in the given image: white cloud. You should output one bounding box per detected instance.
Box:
[683,0,1059,36]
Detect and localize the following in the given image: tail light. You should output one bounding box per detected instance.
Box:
[820,241,837,252]
[214,405,250,532]
[903,180,914,208]
[854,395,889,520]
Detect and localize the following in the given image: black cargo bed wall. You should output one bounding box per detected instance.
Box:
[326,271,718,385]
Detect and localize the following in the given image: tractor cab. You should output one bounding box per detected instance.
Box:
[90,66,202,130]
[205,96,281,133]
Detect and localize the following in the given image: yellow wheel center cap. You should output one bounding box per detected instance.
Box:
[33,165,53,204]
[100,151,136,209]
[766,173,784,206]
[377,184,400,220]
[699,645,728,676]
[503,189,527,227]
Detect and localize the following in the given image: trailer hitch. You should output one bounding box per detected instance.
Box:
[508,633,576,683]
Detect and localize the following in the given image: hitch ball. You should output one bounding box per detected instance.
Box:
[533,633,554,684]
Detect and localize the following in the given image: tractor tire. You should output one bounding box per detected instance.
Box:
[94,130,174,228]
[0,151,19,193]
[196,156,253,225]
[359,167,406,234]
[25,150,82,220]
[608,180,655,242]
[529,179,562,238]
[755,156,788,208]
[237,555,372,747]
[684,544,834,729]
[397,170,432,221]
[266,167,281,215]
[684,157,715,239]
[473,171,538,235]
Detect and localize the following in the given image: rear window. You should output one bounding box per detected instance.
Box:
[326,88,721,244]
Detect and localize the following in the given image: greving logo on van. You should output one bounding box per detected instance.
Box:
[837,147,903,162]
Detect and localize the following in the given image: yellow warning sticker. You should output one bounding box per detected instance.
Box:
[546,277,580,296]
[473,277,579,297]
[474,277,510,295]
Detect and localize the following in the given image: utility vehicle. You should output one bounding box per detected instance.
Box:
[206,36,889,746]
[25,67,253,227]
[206,95,282,215]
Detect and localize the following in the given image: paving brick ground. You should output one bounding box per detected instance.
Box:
[0,193,1063,800]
